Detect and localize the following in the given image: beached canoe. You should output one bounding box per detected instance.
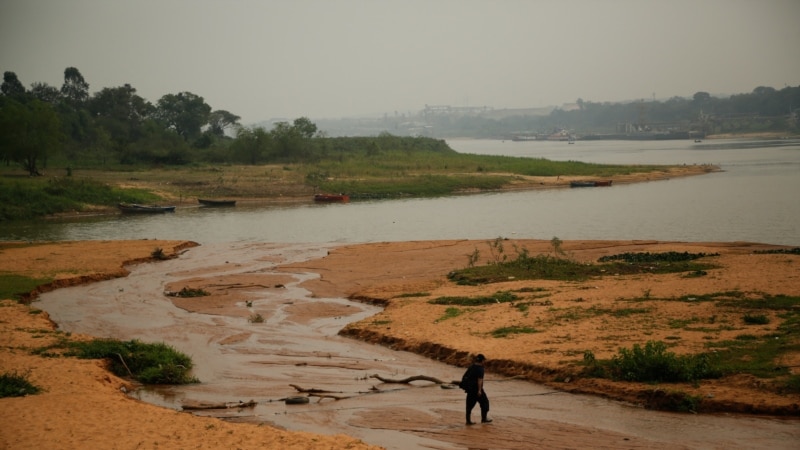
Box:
[118,203,176,213]
[313,193,349,203]
[198,199,237,207]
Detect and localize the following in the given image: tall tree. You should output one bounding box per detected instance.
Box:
[60,67,90,106]
[208,109,241,137]
[0,98,61,175]
[155,91,211,142]
[1,71,26,98]
[89,84,154,147]
[293,116,318,138]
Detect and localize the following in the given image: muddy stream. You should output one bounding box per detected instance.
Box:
[38,243,799,450]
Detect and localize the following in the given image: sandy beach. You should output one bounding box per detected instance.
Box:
[1,238,798,449]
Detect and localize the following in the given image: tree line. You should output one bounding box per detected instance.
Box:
[2,67,798,176]
[418,86,800,139]
[0,67,328,175]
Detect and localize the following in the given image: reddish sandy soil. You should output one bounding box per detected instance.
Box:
[1,237,798,450]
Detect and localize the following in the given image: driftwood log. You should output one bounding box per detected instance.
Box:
[369,374,448,384]
[181,399,257,410]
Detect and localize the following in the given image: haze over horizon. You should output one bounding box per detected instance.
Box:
[3,0,799,124]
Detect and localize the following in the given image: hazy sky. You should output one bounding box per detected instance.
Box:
[2,0,799,123]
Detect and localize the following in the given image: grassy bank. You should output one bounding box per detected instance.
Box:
[1,139,679,221]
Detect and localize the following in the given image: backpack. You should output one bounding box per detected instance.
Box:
[458,366,473,391]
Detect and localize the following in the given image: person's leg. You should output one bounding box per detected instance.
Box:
[479,392,491,423]
[466,393,478,424]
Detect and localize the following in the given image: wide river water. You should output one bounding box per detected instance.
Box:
[14,138,800,449]
[2,138,799,246]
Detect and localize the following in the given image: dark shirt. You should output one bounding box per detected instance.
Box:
[467,363,485,393]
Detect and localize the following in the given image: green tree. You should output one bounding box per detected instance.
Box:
[293,116,318,138]
[208,109,241,137]
[231,126,271,164]
[89,84,154,151]
[155,91,211,142]
[0,98,62,175]
[29,82,61,104]
[60,67,90,107]
[1,71,26,98]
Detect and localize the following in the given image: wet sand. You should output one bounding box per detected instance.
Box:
[4,239,797,449]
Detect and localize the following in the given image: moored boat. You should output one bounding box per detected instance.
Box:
[118,203,176,213]
[313,193,349,203]
[569,180,612,188]
[198,198,236,207]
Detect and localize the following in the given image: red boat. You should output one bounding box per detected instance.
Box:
[313,193,349,203]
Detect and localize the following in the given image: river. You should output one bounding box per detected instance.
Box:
[2,138,799,246]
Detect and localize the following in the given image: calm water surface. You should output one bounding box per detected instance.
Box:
[2,138,798,245]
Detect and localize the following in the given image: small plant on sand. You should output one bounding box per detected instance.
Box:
[429,291,518,306]
[175,287,209,298]
[491,325,538,338]
[743,314,770,325]
[249,313,265,323]
[0,370,42,397]
[151,247,168,260]
[435,307,463,323]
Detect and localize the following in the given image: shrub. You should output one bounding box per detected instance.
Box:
[743,314,770,325]
[609,341,721,383]
[249,313,265,323]
[68,339,197,384]
[0,370,42,397]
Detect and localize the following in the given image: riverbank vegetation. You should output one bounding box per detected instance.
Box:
[32,335,198,385]
[439,239,800,410]
[0,66,777,221]
[0,133,670,221]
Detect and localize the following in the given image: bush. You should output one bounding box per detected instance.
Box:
[68,339,197,384]
[609,341,721,383]
[0,370,42,397]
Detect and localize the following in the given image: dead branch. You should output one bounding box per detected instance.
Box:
[308,393,358,401]
[369,374,447,384]
[182,399,257,410]
[290,384,343,394]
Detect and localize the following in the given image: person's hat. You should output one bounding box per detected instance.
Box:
[476,354,486,362]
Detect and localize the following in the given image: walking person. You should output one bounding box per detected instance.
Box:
[463,353,491,425]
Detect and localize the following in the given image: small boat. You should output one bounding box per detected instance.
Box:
[118,203,176,213]
[569,180,613,188]
[198,198,236,207]
[313,193,349,203]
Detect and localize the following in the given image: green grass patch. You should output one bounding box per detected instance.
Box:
[0,273,52,301]
[753,248,800,255]
[0,370,42,397]
[0,176,159,221]
[66,338,197,384]
[491,325,539,338]
[435,307,464,323]
[396,292,430,298]
[448,251,716,286]
[429,291,518,306]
